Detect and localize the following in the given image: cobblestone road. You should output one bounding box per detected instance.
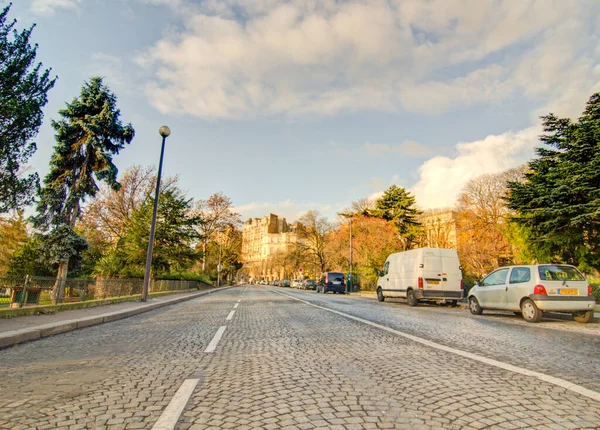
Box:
[0,286,599,429]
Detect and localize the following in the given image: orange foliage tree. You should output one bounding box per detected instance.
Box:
[326,214,402,290]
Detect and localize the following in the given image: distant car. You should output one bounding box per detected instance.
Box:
[273,280,280,286]
[316,272,345,294]
[282,280,291,287]
[303,279,316,290]
[468,264,596,323]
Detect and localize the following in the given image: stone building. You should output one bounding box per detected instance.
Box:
[418,209,458,249]
[239,214,302,282]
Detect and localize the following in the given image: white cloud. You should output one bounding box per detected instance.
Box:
[135,0,599,119]
[364,140,431,157]
[86,53,130,90]
[410,127,540,209]
[31,0,80,14]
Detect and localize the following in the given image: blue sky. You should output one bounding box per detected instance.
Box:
[11,0,600,222]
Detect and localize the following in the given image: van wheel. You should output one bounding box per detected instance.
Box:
[407,289,418,307]
[521,299,542,323]
[377,288,385,302]
[448,300,458,307]
[573,310,593,323]
[468,297,483,315]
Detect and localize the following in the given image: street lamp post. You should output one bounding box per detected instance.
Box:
[217,239,222,287]
[348,217,353,293]
[141,126,171,302]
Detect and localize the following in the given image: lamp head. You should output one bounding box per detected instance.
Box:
[159,126,171,138]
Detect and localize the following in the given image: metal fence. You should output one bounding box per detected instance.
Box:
[0,276,201,308]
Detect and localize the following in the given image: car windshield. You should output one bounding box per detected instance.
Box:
[538,265,585,281]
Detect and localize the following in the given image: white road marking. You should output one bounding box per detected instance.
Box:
[226,310,235,320]
[152,378,199,430]
[274,290,600,403]
[205,326,227,353]
[234,303,239,309]
[237,299,241,303]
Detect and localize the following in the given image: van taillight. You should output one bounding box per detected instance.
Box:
[460,280,464,290]
[589,285,593,296]
[533,285,547,295]
[418,277,424,289]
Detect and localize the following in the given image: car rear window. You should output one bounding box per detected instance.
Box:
[538,265,585,281]
[327,273,345,283]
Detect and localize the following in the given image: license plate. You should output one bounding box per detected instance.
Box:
[427,280,440,285]
[332,281,341,285]
[558,289,577,295]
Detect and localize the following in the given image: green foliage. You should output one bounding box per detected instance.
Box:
[6,236,54,276]
[37,224,87,265]
[370,185,422,250]
[33,77,134,230]
[507,93,600,271]
[0,4,56,213]
[99,187,200,277]
[590,281,600,303]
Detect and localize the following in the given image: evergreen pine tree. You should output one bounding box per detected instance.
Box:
[507,93,600,271]
[32,77,134,303]
[370,185,422,250]
[0,3,56,212]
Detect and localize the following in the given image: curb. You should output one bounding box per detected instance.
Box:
[0,286,236,349]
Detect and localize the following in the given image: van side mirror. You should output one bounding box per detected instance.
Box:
[376,269,382,277]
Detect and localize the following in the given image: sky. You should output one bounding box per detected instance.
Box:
[10,0,600,223]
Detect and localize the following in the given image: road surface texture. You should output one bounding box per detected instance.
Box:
[0,285,599,429]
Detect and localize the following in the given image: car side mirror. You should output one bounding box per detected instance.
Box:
[475,280,481,287]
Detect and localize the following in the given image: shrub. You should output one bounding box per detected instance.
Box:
[591,281,600,303]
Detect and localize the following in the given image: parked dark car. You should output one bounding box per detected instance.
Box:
[316,272,346,294]
[303,279,316,290]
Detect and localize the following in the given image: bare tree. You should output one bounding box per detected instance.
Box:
[194,192,241,271]
[79,165,177,250]
[456,166,526,278]
[296,210,332,274]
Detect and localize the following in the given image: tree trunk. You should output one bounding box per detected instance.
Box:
[52,259,69,304]
[202,240,207,271]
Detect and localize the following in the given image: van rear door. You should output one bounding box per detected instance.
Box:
[422,251,443,298]
[441,253,462,299]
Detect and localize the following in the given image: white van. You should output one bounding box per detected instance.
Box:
[376,248,463,306]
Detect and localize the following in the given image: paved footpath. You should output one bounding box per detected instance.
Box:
[0,289,226,349]
[0,286,599,429]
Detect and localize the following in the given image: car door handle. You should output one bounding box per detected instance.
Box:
[387,278,389,281]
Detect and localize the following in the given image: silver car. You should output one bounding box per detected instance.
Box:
[468,264,596,323]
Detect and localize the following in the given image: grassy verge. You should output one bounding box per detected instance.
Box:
[0,288,209,319]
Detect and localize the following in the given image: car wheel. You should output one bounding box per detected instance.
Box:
[377,288,385,302]
[521,299,542,323]
[407,289,418,307]
[573,310,593,323]
[468,297,483,315]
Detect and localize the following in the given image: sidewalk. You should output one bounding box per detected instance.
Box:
[0,287,231,349]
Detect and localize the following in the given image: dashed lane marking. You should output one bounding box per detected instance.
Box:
[152,378,199,430]
[273,289,600,403]
[234,303,239,309]
[226,310,235,320]
[204,326,227,353]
